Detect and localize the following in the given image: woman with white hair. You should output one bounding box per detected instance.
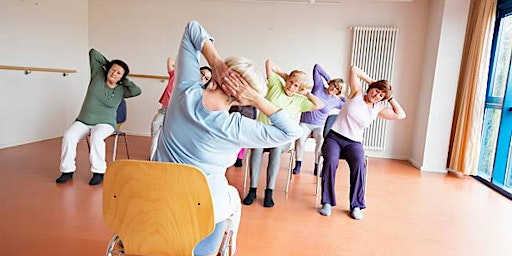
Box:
[154,20,302,254]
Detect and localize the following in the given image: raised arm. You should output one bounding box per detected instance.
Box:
[201,39,230,89]
[304,91,325,110]
[378,98,406,120]
[312,63,331,93]
[174,21,216,95]
[265,59,288,80]
[89,48,108,79]
[348,65,375,99]
[121,77,142,98]
[166,57,175,73]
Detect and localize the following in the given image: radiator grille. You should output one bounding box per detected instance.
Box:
[350,26,398,151]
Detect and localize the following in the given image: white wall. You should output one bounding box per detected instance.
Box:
[0,0,89,148]
[410,0,470,172]
[88,0,432,160]
[0,0,473,173]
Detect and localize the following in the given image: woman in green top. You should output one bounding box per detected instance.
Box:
[243,59,325,207]
[56,49,141,185]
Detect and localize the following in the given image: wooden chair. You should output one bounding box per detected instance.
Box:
[315,115,369,206]
[103,160,232,256]
[243,145,295,193]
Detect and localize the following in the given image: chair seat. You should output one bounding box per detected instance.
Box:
[112,130,125,136]
[194,220,229,256]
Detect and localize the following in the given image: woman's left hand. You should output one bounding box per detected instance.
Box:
[223,72,259,105]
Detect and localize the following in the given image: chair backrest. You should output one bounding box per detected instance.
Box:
[103,160,215,255]
[117,99,127,124]
[323,114,338,138]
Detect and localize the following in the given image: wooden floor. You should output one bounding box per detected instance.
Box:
[0,136,511,256]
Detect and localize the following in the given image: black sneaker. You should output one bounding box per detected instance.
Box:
[89,173,104,185]
[263,189,274,208]
[234,158,243,167]
[242,188,257,205]
[56,173,73,183]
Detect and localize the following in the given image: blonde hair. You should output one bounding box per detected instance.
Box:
[288,70,308,91]
[225,56,267,96]
[328,78,346,96]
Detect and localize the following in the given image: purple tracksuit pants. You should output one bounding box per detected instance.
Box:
[321,131,367,210]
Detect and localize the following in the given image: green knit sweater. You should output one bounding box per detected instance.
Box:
[76,49,141,128]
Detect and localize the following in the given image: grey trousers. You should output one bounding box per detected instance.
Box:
[249,142,291,190]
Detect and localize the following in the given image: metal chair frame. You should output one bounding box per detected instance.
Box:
[243,145,295,193]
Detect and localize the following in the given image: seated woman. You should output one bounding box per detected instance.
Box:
[149,57,212,161]
[242,59,325,208]
[292,63,346,175]
[319,65,406,220]
[56,48,141,185]
[153,21,302,254]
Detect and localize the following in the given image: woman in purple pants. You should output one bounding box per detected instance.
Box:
[319,65,406,220]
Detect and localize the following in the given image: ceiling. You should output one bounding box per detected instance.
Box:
[218,0,416,4]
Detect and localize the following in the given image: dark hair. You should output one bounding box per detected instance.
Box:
[367,80,392,101]
[200,66,212,89]
[104,59,130,84]
[200,66,212,73]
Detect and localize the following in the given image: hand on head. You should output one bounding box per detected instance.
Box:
[209,58,232,92]
[222,72,259,106]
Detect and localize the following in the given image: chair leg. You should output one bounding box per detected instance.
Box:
[315,156,322,207]
[243,149,251,191]
[86,135,90,152]
[105,235,123,256]
[285,150,294,193]
[112,134,119,162]
[218,226,233,256]
[122,134,129,159]
[364,155,369,196]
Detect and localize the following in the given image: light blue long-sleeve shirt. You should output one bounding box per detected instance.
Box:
[155,21,302,222]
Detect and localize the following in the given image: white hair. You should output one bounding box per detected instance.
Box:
[225,56,267,96]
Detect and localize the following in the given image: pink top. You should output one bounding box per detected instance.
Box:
[158,70,175,107]
[331,93,385,142]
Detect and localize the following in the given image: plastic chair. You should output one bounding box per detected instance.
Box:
[103,160,232,256]
[315,114,369,206]
[87,99,129,161]
[243,145,295,193]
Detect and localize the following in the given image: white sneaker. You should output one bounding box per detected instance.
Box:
[351,207,363,220]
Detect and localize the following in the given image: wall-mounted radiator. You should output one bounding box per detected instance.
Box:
[350,26,398,151]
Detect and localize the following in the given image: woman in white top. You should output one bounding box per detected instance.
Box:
[319,65,406,220]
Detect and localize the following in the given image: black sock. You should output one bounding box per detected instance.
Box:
[263,188,274,207]
[234,158,243,167]
[242,187,257,205]
[89,173,104,185]
[292,160,302,174]
[56,172,73,183]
